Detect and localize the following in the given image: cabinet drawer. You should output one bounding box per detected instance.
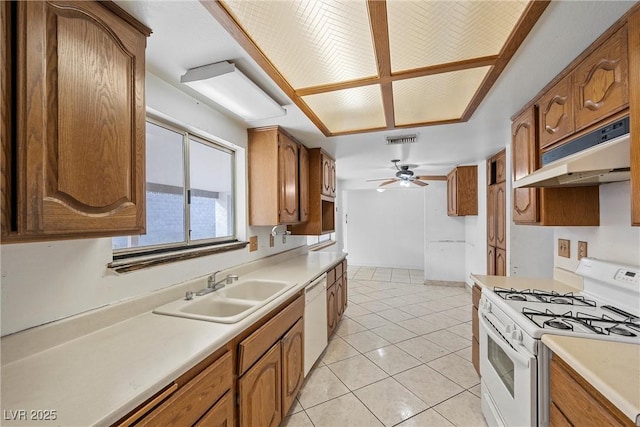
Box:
[238,294,304,375]
[138,351,232,426]
[472,284,481,308]
[335,262,343,280]
[327,268,336,286]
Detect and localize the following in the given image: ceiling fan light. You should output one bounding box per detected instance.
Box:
[400,180,411,187]
[376,188,386,192]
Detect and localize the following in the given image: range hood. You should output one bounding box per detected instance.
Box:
[514,118,631,188]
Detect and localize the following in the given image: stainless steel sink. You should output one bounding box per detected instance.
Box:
[153,279,293,323]
[220,280,289,301]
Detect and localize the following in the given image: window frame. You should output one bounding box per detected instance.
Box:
[113,115,237,257]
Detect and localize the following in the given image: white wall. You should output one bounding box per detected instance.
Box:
[424,182,466,281]
[554,181,640,270]
[344,188,425,269]
[0,73,306,336]
[464,160,488,286]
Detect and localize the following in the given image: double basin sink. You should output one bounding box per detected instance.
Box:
[153,279,292,323]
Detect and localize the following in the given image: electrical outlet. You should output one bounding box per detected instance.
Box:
[578,241,588,260]
[249,236,258,252]
[269,234,274,247]
[558,238,570,258]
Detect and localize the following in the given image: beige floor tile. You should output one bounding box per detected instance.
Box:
[327,354,388,390]
[391,275,413,283]
[447,322,472,339]
[371,324,417,344]
[435,287,468,297]
[380,296,415,308]
[377,308,415,323]
[364,345,422,375]
[398,317,442,335]
[305,393,383,427]
[411,277,426,284]
[423,330,471,352]
[397,409,455,426]
[469,384,482,397]
[441,306,473,322]
[418,312,463,331]
[297,365,350,409]
[454,345,472,362]
[349,293,376,304]
[342,330,392,353]
[350,313,392,329]
[321,336,361,364]
[354,377,429,426]
[335,318,368,337]
[281,410,314,427]
[439,295,473,308]
[359,300,393,312]
[343,303,372,319]
[372,274,392,282]
[433,391,488,426]
[400,304,434,317]
[427,353,480,389]
[394,365,464,407]
[420,300,456,312]
[287,398,303,415]
[396,336,450,363]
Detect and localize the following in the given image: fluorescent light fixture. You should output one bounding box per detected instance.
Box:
[181,61,286,121]
[376,188,386,193]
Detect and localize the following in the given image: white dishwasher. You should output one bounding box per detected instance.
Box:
[304,273,328,376]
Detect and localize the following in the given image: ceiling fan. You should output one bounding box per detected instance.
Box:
[367,159,447,188]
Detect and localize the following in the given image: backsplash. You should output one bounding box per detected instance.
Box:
[554,181,640,270]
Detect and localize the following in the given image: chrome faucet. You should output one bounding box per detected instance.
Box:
[196,273,239,296]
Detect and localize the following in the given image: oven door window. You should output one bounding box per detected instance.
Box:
[488,336,515,397]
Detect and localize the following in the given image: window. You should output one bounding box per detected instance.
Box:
[113,119,235,253]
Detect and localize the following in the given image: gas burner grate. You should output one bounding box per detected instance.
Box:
[493,287,596,307]
[522,308,638,337]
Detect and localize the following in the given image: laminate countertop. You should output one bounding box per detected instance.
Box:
[542,335,640,425]
[470,273,581,294]
[0,251,345,426]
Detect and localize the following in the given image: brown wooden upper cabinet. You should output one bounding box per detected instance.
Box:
[629,8,640,226]
[321,153,336,198]
[299,145,310,223]
[538,75,574,149]
[248,126,309,226]
[447,166,478,216]
[1,1,150,242]
[289,148,336,235]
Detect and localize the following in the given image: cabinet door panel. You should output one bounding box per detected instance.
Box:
[574,27,628,131]
[495,248,506,277]
[1,2,11,236]
[194,391,235,427]
[336,276,344,320]
[239,343,282,427]
[299,144,309,222]
[281,319,304,416]
[487,246,496,276]
[327,284,337,337]
[21,1,145,235]
[512,107,539,224]
[329,159,336,197]
[279,134,299,223]
[487,185,496,247]
[539,75,574,149]
[631,9,640,226]
[447,171,457,216]
[496,182,506,250]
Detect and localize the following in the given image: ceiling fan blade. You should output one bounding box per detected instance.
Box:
[416,175,447,181]
[366,178,395,182]
[379,179,398,187]
[412,180,428,187]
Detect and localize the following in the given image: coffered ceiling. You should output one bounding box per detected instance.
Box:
[203,0,548,136]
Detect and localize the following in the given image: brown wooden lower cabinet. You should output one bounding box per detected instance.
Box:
[327,282,337,337]
[194,391,234,427]
[281,318,304,416]
[239,343,282,427]
[326,260,348,338]
[495,248,507,276]
[487,246,496,275]
[550,354,634,427]
[336,275,344,320]
[471,284,481,377]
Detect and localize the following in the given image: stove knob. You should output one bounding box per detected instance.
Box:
[505,324,513,334]
[511,329,523,343]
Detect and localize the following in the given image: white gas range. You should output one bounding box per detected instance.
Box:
[478,258,640,427]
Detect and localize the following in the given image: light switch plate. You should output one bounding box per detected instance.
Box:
[558,239,570,258]
[249,236,258,252]
[578,241,588,260]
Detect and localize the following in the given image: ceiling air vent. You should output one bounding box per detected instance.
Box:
[386,134,417,145]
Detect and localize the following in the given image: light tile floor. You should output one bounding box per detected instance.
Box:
[283,266,487,427]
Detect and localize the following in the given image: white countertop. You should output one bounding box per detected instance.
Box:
[0,251,345,426]
[542,335,640,425]
[470,273,581,294]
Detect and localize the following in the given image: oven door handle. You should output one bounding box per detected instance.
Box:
[480,314,530,368]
